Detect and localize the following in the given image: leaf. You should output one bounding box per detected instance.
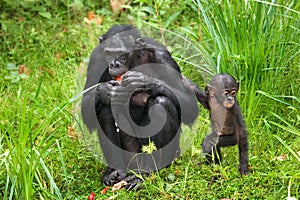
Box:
[18,65,30,76]
[1,23,7,31]
[111,181,127,192]
[88,11,96,20]
[84,11,103,25]
[7,63,17,70]
[140,6,156,15]
[68,125,79,138]
[39,12,51,19]
[107,194,118,200]
[19,74,28,79]
[167,173,175,181]
[110,0,127,14]
[175,170,181,175]
[275,155,286,161]
[165,11,181,28]
[287,197,297,200]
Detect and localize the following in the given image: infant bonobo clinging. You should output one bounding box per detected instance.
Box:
[202,73,249,175]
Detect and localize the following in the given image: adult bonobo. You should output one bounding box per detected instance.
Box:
[81,24,199,189]
[201,73,249,175]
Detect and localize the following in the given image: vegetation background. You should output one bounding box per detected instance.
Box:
[0,0,299,199]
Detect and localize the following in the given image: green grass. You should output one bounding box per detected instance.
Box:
[1,0,299,199]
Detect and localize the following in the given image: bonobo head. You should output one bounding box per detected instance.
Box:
[99,24,153,79]
[99,24,136,43]
[205,73,239,109]
[106,46,156,79]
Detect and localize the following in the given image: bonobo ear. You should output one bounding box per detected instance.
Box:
[205,84,214,96]
[135,38,146,46]
[236,81,240,91]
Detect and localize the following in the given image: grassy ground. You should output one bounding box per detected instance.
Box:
[0,0,299,199]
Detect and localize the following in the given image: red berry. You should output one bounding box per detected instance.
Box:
[87,192,95,200]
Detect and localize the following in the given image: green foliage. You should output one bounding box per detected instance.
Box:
[190,0,300,125]
[0,0,299,199]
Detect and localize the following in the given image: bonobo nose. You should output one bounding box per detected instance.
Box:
[228,96,233,101]
[110,60,121,68]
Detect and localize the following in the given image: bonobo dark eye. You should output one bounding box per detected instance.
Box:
[231,90,236,96]
[223,91,229,96]
[118,54,127,62]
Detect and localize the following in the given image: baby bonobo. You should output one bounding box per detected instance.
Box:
[202,73,249,175]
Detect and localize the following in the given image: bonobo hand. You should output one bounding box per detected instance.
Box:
[111,71,162,105]
[121,71,162,92]
[95,80,120,105]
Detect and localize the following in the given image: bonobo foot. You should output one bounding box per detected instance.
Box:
[102,168,127,186]
[102,168,144,190]
[122,174,143,190]
[239,164,249,175]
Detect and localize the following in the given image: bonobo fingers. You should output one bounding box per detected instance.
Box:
[122,174,143,190]
[108,80,120,87]
[121,71,161,89]
[102,169,127,186]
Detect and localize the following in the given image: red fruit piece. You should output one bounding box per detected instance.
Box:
[87,192,95,200]
[115,76,122,82]
[101,186,109,195]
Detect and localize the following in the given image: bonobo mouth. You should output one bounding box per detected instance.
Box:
[109,68,128,80]
[113,72,127,82]
[111,70,128,81]
[223,102,234,109]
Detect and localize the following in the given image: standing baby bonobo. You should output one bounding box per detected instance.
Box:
[202,73,249,175]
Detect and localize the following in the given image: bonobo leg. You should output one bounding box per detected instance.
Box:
[202,133,237,164]
[238,130,249,175]
[146,96,180,155]
[97,107,128,186]
[95,82,129,186]
[120,96,180,190]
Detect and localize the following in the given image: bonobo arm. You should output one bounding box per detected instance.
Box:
[182,75,209,109]
[81,45,111,132]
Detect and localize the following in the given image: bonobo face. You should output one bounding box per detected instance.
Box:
[103,36,150,79]
[106,48,156,79]
[206,74,239,109]
[107,52,130,79]
[221,87,237,108]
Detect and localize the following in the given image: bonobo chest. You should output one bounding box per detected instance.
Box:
[209,98,235,135]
